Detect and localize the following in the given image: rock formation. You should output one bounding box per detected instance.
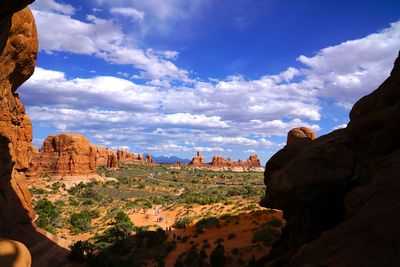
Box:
[117,149,136,163]
[210,154,261,167]
[286,127,316,145]
[0,3,37,236]
[259,53,400,266]
[0,2,70,266]
[28,133,119,178]
[146,154,154,163]
[190,151,205,165]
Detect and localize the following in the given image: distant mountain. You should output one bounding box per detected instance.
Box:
[152,155,191,164]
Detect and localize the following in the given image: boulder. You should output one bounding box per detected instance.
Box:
[286,127,316,145]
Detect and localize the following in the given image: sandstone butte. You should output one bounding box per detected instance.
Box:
[189,150,261,168]
[259,53,400,266]
[27,133,155,179]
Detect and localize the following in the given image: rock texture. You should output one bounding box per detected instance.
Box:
[28,133,119,177]
[0,2,70,266]
[210,154,261,167]
[117,149,153,164]
[286,127,316,145]
[0,4,37,235]
[190,151,205,165]
[260,53,400,266]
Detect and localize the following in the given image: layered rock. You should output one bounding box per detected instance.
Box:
[260,53,400,266]
[0,4,37,235]
[210,154,261,167]
[190,151,205,165]
[286,127,316,145]
[117,149,136,163]
[0,2,70,266]
[28,133,119,178]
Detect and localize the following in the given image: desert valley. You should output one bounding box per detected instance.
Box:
[1,1,400,267]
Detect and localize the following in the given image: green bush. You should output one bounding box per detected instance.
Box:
[70,211,92,233]
[34,198,60,233]
[210,243,225,267]
[252,225,280,246]
[173,217,192,229]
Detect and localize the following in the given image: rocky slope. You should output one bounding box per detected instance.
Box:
[260,53,400,266]
[0,1,70,266]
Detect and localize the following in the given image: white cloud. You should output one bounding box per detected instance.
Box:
[244,149,256,154]
[194,147,224,152]
[332,123,348,131]
[298,21,400,102]
[31,6,189,81]
[31,0,75,15]
[111,7,145,22]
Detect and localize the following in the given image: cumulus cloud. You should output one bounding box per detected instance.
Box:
[31,4,189,81]
[298,21,400,103]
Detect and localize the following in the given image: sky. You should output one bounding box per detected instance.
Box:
[19,0,400,164]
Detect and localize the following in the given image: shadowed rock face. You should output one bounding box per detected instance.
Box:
[0,2,70,266]
[260,53,400,266]
[0,4,37,235]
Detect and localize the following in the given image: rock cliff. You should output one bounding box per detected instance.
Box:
[260,53,400,266]
[28,133,119,178]
[210,154,261,167]
[0,3,37,236]
[286,127,316,145]
[0,2,70,266]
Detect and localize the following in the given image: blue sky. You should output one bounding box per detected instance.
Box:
[20,0,400,163]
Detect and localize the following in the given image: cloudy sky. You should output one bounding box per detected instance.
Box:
[20,0,400,163]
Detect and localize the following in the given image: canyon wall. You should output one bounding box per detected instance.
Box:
[0,2,70,266]
[260,53,400,266]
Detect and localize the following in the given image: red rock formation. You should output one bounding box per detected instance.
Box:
[190,151,205,165]
[286,127,316,145]
[0,2,70,265]
[260,53,400,266]
[246,154,261,167]
[28,133,120,177]
[0,4,37,234]
[210,154,261,167]
[117,149,136,163]
[146,154,154,163]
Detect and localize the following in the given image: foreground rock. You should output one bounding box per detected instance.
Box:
[260,53,400,266]
[0,2,70,266]
[286,127,316,145]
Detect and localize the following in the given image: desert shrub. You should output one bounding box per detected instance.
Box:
[268,217,283,228]
[181,236,189,243]
[29,187,46,195]
[115,211,130,224]
[252,225,280,246]
[195,216,220,230]
[210,243,225,267]
[228,233,236,239]
[34,198,60,233]
[70,211,92,233]
[69,240,95,262]
[173,217,192,229]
